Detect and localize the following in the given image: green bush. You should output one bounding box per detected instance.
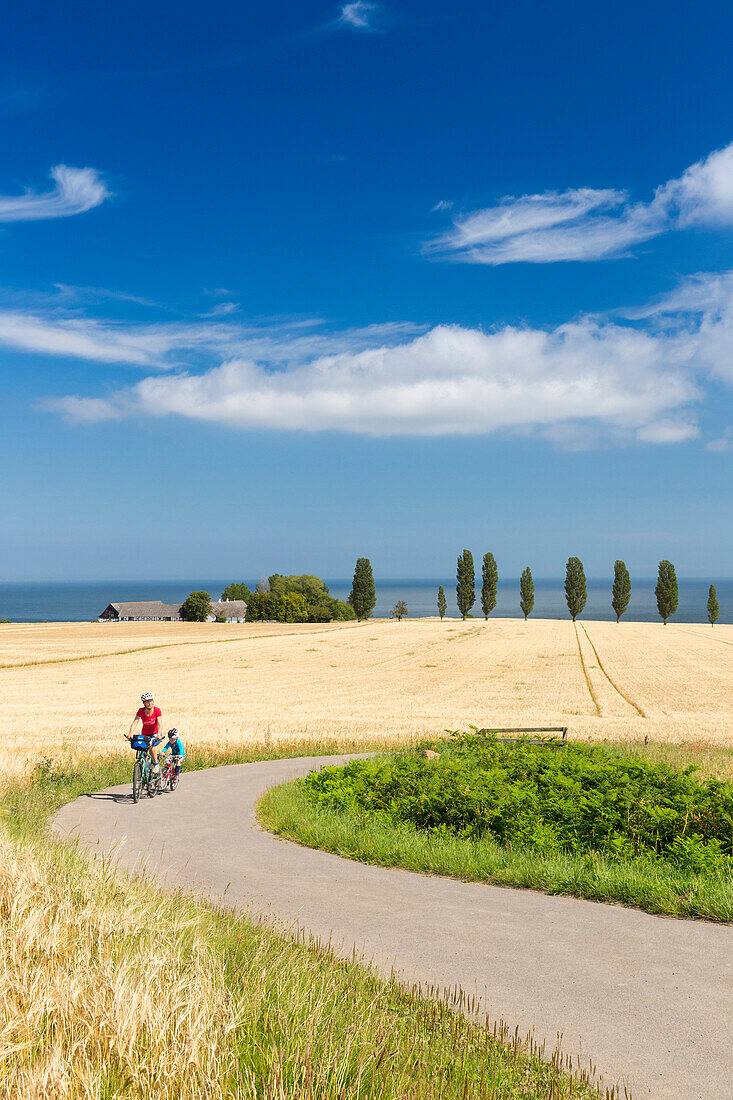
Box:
[245,575,355,623]
[303,733,733,870]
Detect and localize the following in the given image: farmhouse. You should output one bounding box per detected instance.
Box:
[210,600,248,622]
[99,601,183,622]
[98,599,248,623]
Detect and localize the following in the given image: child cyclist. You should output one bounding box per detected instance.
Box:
[125,692,164,775]
[161,728,185,783]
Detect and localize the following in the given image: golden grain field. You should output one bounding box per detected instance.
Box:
[1,616,732,777]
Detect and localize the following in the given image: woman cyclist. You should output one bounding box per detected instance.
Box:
[126,692,164,774]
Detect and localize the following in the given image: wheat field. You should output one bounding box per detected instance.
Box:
[1,616,732,777]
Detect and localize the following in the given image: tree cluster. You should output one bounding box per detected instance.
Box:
[245,574,355,623]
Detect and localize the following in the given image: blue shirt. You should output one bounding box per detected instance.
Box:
[162,737,185,758]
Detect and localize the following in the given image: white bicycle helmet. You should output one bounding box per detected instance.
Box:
[141,692,154,702]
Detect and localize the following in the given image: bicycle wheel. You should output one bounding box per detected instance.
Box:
[169,769,179,792]
[132,757,143,803]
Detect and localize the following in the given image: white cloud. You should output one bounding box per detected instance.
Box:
[635,419,699,444]
[0,165,109,222]
[28,268,733,445]
[43,316,701,442]
[427,142,733,264]
[338,2,379,30]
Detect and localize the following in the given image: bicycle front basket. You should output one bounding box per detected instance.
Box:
[131,735,148,751]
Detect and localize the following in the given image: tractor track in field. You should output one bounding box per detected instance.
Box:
[577,623,646,718]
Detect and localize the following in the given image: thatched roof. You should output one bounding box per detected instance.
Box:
[101,601,182,619]
[211,600,248,618]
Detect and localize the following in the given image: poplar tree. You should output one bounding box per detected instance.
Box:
[456,550,475,620]
[611,560,631,623]
[708,584,719,626]
[437,585,447,620]
[348,557,376,621]
[519,567,534,620]
[655,560,678,625]
[480,552,498,619]
[565,557,587,621]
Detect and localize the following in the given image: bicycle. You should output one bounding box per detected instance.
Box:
[155,753,175,793]
[131,737,159,802]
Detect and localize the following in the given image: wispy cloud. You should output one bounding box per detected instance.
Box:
[52,284,161,309]
[337,2,380,32]
[198,301,239,318]
[427,142,733,264]
[0,309,420,370]
[707,428,733,452]
[0,165,109,223]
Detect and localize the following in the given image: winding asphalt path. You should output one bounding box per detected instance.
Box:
[52,756,733,1100]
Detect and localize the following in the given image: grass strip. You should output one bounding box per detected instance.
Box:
[0,738,612,1100]
[259,747,733,923]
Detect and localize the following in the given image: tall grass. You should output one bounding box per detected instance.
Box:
[0,739,615,1100]
[259,775,733,922]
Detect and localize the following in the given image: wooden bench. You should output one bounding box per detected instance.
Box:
[474,726,568,747]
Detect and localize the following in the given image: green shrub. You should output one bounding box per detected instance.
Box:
[303,733,733,869]
[245,575,355,622]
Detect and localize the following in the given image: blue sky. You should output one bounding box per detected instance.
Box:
[2,0,733,580]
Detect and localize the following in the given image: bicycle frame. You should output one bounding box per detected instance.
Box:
[132,746,157,802]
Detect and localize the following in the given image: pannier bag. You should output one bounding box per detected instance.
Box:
[131,735,148,751]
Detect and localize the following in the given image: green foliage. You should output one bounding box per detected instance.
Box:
[349,558,376,621]
[243,574,354,622]
[456,549,475,620]
[220,581,251,602]
[708,584,719,626]
[564,557,587,621]
[390,600,408,621]
[277,593,311,622]
[269,574,329,602]
[437,585,447,620]
[519,566,534,620]
[214,615,227,623]
[246,591,312,622]
[0,618,10,624]
[655,560,679,625]
[480,552,498,619]
[611,560,631,623]
[180,590,212,622]
[303,734,733,872]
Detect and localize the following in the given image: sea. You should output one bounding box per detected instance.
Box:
[0,578,731,624]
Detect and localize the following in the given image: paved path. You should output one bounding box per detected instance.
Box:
[52,756,733,1100]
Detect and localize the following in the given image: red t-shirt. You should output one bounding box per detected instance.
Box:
[136,706,162,739]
